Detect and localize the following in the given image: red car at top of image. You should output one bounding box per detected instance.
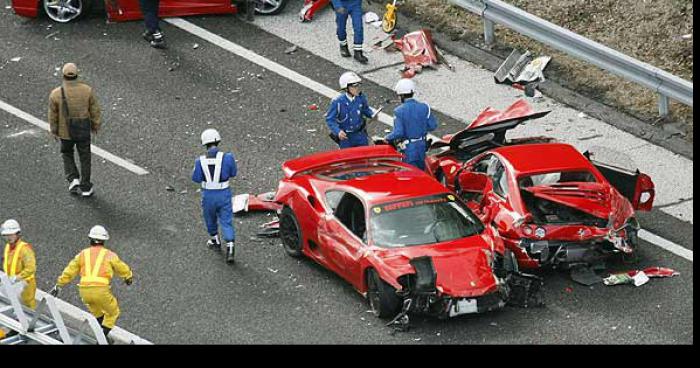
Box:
[10,0,288,23]
[273,145,542,322]
[425,99,656,270]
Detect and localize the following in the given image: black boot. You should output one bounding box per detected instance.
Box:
[101,326,114,345]
[207,234,221,249]
[354,50,368,64]
[225,241,235,264]
[150,31,167,49]
[340,44,351,57]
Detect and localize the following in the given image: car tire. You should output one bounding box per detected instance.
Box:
[280,206,304,258]
[253,0,288,15]
[43,0,92,23]
[366,269,402,319]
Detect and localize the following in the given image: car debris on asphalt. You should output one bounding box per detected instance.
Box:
[603,267,680,286]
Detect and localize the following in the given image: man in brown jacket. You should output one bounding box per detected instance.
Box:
[48,63,101,197]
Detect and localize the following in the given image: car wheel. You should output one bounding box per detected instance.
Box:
[253,0,288,15]
[280,206,303,258]
[43,0,92,23]
[366,269,401,319]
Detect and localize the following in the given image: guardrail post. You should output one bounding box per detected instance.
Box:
[484,19,495,45]
[658,94,669,117]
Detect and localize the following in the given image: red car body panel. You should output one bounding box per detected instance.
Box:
[274,146,513,316]
[11,0,237,21]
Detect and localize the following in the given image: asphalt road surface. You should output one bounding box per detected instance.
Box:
[0,3,692,344]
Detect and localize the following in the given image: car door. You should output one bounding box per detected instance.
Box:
[318,191,366,286]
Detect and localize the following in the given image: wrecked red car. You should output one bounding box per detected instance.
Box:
[11,0,287,23]
[425,100,655,269]
[274,145,541,322]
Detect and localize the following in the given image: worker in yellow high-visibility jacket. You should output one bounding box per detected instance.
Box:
[51,225,133,339]
[2,219,37,309]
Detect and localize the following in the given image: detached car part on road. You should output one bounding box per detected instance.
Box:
[425,100,655,270]
[11,0,287,23]
[274,146,542,322]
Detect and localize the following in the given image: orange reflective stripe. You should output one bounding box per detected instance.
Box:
[79,248,110,286]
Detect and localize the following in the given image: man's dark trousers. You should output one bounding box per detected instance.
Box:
[139,0,161,33]
[60,139,92,191]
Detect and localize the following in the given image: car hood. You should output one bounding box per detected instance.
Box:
[375,236,498,297]
[524,182,625,220]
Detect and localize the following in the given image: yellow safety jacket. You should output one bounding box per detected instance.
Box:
[3,240,36,282]
[57,245,132,288]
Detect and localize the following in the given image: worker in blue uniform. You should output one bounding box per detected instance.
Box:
[326,71,377,149]
[332,0,368,63]
[384,79,438,170]
[192,129,237,263]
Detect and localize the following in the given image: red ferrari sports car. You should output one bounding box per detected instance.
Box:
[274,145,541,321]
[425,100,655,269]
[11,0,287,23]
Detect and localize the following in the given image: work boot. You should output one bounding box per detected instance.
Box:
[101,326,114,345]
[353,50,368,64]
[81,184,94,197]
[340,44,351,57]
[207,234,221,249]
[150,31,167,49]
[225,241,235,264]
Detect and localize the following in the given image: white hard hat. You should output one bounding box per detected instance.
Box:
[200,128,221,146]
[394,78,416,95]
[88,225,110,241]
[1,219,21,235]
[339,71,362,89]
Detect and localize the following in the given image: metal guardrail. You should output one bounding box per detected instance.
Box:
[448,0,693,117]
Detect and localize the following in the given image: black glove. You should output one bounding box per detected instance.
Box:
[124,277,133,286]
[336,7,348,14]
[49,285,61,297]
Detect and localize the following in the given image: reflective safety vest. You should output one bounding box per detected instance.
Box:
[3,240,34,281]
[199,152,230,190]
[78,247,111,287]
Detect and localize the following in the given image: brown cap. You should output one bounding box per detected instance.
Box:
[62,63,78,77]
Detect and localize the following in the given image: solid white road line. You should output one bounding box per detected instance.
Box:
[165,18,422,136]
[0,98,149,176]
[167,18,693,264]
[639,229,693,262]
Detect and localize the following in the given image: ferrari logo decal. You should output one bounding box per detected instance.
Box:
[447,194,455,201]
[373,207,381,214]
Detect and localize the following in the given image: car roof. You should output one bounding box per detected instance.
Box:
[322,166,450,205]
[492,143,593,176]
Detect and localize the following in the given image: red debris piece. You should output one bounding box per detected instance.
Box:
[630,267,680,278]
[394,29,440,77]
[309,104,319,111]
[564,287,573,293]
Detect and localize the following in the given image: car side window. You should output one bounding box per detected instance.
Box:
[491,160,509,198]
[331,191,367,241]
[325,191,345,212]
[472,154,495,174]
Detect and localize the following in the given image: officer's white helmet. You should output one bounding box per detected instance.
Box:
[200,129,221,146]
[1,219,21,235]
[394,78,416,95]
[88,225,110,241]
[339,71,362,89]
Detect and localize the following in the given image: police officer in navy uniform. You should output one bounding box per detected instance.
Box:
[139,0,166,48]
[326,71,377,149]
[192,129,237,263]
[384,79,438,170]
[332,0,368,63]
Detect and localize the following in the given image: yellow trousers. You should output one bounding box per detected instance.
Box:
[20,279,36,310]
[78,286,120,329]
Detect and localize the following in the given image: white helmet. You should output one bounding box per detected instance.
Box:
[1,219,21,235]
[394,78,416,95]
[88,225,110,241]
[339,71,362,89]
[200,128,221,146]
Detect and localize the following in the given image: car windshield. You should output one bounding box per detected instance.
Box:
[369,194,484,248]
[315,161,406,181]
[518,170,597,188]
